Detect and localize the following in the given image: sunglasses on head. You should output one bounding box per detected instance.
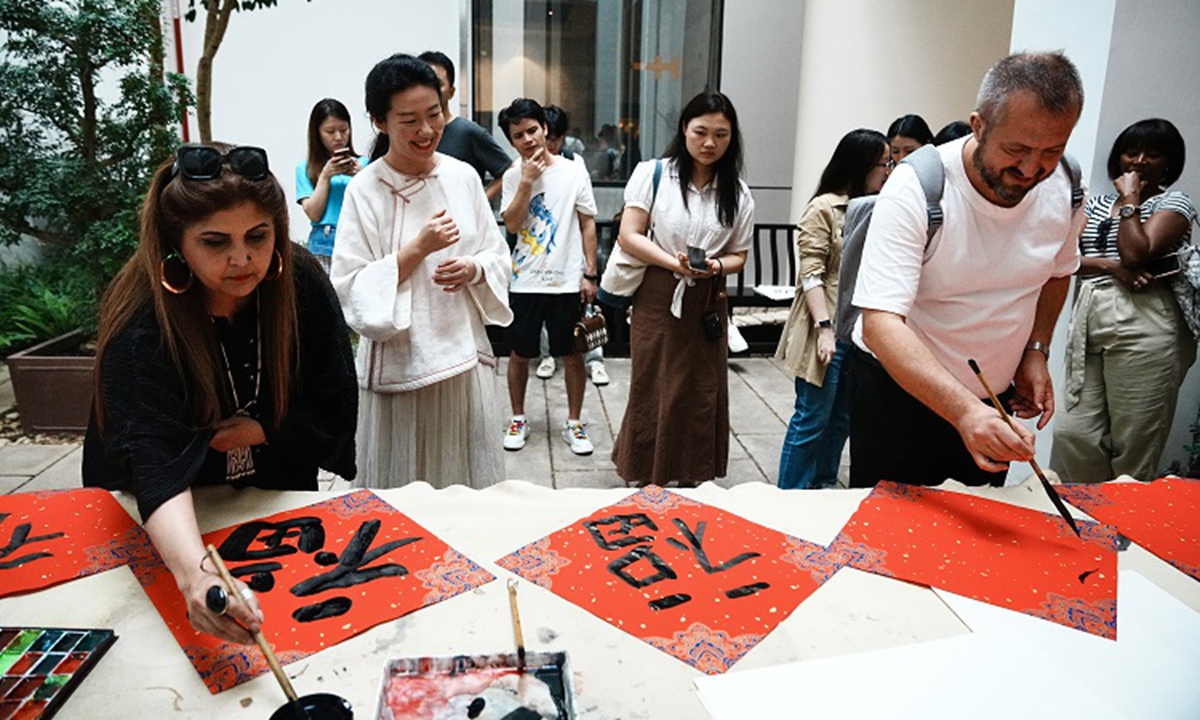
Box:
[170,144,270,181]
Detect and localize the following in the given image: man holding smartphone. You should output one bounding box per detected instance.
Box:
[497,98,600,455]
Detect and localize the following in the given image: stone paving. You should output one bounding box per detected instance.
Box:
[0,358,850,494]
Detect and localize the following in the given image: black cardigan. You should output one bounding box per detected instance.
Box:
[83,246,357,521]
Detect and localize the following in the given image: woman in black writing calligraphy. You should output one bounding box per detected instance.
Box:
[83,143,357,643]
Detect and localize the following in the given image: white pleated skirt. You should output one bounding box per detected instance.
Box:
[354,363,505,489]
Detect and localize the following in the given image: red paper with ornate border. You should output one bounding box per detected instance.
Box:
[831,482,1119,639]
[1059,477,1200,581]
[0,488,143,598]
[495,486,840,675]
[130,490,495,693]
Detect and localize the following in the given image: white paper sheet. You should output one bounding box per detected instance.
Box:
[694,571,1200,719]
[934,571,1200,720]
[694,631,1114,719]
[753,284,795,301]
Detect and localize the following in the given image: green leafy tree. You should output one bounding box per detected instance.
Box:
[0,0,187,297]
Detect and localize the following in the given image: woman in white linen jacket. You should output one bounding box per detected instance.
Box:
[332,53,512,489]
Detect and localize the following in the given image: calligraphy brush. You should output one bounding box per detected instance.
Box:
[967,359,1080,537]
[205,545,302,707]
[507,578,527,674]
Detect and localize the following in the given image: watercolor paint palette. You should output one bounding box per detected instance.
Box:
[376,651,575,719]
[0,627,116,720]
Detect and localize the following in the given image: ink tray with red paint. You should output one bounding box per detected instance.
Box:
[0,627,116,720]
[375,651,575,719]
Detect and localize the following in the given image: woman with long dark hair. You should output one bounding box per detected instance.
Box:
[83,142,357,643]
[331,54,511,489]
[775,129,890,489]
[1052,118,1196,482]
[886,113,934,164]
[611,91,755,486]
[297,98,365,273]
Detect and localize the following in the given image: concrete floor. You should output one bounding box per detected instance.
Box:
[0,357,851,494]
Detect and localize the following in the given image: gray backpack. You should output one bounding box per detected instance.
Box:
[834,144,1083,342]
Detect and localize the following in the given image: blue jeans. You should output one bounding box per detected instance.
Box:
[777,340,854,489]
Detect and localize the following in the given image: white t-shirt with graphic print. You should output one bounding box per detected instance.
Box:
[501,157,598,294]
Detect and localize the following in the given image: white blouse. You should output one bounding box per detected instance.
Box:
[331,154,512,393]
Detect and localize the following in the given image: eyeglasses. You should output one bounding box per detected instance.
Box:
[875,159,896,170]
[170,145,270,181]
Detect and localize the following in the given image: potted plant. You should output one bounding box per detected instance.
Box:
[1,261,94,433]
[0,0,185,434]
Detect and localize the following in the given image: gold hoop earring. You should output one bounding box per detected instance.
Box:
[263,249,283,281]
[160,252,194,294]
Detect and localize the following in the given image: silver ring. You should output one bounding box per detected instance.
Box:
[240,587,255,603]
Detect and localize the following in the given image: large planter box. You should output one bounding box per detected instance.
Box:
[5,328,94,435]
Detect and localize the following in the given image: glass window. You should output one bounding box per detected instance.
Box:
[471,0,723,185]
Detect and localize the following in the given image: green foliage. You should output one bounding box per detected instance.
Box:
[0,256,94,355]
[0,0,185,304]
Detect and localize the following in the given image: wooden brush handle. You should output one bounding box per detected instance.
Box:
[206,544,299,703]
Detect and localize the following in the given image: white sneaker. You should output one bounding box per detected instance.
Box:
[590,362,610,386]
[562,420,594,455]
[535,356,556,379]
[504,417,530,451]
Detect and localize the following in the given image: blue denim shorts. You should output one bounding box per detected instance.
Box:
[308,225,336,256]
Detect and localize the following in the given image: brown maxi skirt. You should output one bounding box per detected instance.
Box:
[613,265,729,485]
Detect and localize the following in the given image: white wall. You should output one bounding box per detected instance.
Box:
[719,0,804,225]
[790,0,1013,222]
[175,0,460,244]
[1008,0,1117,479]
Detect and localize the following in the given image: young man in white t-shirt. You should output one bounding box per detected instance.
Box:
[499,98,600,455]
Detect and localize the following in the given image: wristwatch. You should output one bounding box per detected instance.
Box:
[583,273,600,282]
[1118,203,1139,220]
[816,319,832,329]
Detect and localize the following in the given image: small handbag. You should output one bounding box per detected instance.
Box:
[573,304,608,354]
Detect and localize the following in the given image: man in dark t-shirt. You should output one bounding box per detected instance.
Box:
[419,51,512,202]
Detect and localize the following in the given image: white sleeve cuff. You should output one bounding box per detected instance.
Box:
[800,275,824,292]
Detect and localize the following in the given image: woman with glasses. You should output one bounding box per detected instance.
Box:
[83,143,358,644]
[331,54,511,489]
[775,129,890,489]
[1051,119,1196,483]
[296,98,366,273]
[611,91,754,487]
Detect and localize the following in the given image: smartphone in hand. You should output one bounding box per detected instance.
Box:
[686,245,708,271]
[1145,251,1181,280]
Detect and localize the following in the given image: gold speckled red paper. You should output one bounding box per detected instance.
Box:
[830,482,1119,639]
[1059,477,1200,581]
[0,488,143,599]
[495,486,840,674]
[131,490,494,693]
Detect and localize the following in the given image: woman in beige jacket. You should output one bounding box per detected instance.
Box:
[775,129,890,489]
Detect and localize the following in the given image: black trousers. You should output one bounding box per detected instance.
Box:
[849,352,1009,488]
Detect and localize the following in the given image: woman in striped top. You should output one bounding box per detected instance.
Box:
[1051,118,1197,483]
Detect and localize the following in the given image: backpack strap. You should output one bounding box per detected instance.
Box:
[1059,152,1084,209]
[901,144,947,251]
